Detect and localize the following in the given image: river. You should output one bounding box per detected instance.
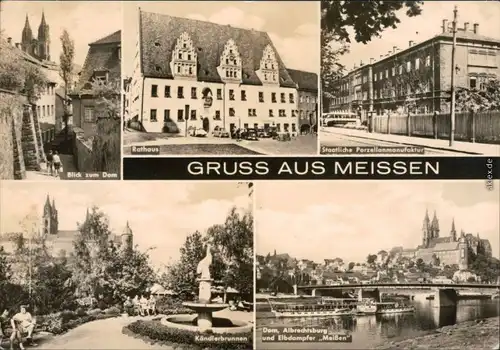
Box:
[256,299,500,349]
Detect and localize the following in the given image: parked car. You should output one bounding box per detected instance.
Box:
[218,128,230,138]
[257,128,271,138]
[189,128,207,137]
[244,128,258,140]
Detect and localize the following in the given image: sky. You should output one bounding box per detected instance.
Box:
[336,1,500,70]
[0,1,122,67]
[122,1,320,76]
[256,181,500,263]
[0,181,251,270]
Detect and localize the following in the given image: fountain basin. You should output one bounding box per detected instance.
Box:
[161,314,253,334]
[182,302,229,313]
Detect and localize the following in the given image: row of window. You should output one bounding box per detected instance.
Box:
[149,108,305,122]
[151,84,297,103]
[84,107,95,123]
[37,104,55,119]
[374,56,431,82]
[42,85,55,96]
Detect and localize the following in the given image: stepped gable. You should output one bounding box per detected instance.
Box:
[139,10,296,88]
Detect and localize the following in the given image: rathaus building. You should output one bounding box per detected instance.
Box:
[128,10,318,136]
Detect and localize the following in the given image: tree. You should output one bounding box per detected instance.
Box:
[207,207,253,297]
[367,254,377,265]
[321,1,423,45]
[348,262,355,270]
[90,79,121,173]
[455,79,500,112]
[321,1,423,101]
[163,231,206,296]
[59,29,75,136]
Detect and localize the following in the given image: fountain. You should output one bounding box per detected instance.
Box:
[161,243,252,334]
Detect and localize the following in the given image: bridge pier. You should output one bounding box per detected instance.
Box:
[433,288,459,308]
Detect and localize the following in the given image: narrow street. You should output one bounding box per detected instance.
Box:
[25,154,78,180]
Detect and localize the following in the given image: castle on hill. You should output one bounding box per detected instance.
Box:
[0,195,133,258]
[398,210,492,269]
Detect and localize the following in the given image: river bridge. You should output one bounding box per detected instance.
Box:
[295,283,500,308]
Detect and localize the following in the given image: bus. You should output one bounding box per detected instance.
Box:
[322,111,360,127]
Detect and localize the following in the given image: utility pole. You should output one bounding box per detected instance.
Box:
[449,6,458,146]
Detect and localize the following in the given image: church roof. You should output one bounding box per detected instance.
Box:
[138,10,296,88]
[427,236,454,247]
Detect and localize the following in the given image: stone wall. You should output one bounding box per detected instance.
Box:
[72,127,93,172]
[0,89,27,179]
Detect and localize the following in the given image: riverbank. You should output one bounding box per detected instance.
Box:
[376,316,500,350]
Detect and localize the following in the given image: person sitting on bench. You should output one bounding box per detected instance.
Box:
[10,305,36,349]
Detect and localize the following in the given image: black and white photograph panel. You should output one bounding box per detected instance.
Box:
[320,1,500,157]
[0,1,121,180]
[255,181,500,350]
[0,181,254,350]
[122,1,319,156]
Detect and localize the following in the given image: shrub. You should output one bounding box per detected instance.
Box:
[60,310,78,323]
[124,320,252,350]
[75,307,87,317]
[156,296,195,315]
[97,300,107,310]
[104,306,121,316]
[37,311,119,335]
[88,308,103,316]
[91,118,120,173]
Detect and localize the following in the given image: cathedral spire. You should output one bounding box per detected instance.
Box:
[430,210,439,238]
[450,218,457,241]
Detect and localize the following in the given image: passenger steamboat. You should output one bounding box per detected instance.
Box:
[268,300,354,318]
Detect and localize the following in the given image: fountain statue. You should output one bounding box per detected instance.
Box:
[161,242,252,334]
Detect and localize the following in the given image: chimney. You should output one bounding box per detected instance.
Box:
[370,57,375,64]
[360,60,364,66]
[388,51,392,56]
[464,22,470,31]
[7,37,12,45]
[380,54,384,59]
[442,19,449,33]
[473,23,479,34]
[409,40,414,47]
[15,43,20,49]
[393,46,398,53]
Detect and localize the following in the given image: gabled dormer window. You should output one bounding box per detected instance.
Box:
[171,32,197,80]
[257,45,279,86]
[93,70,108,83]
[217,39,242,83]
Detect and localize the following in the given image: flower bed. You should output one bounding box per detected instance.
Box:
[123,320,253,350]
[37,307,121,335]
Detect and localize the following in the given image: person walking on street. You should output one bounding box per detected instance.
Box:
[46,150,54,176]
[52,151,62,178]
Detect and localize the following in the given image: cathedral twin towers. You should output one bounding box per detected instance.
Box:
[21,11,50,61]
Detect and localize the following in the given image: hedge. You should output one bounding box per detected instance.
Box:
[123,320,253,350]
[37,307,121,335]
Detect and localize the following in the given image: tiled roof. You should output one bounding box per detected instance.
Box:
[139,11,296,88]
[437,30,500,45]
[91,30,121,45]
[76,30,121,93]
[287,69,318,92]
[427,236,454,247]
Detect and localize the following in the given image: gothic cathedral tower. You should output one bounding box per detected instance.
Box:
[43,195,58,236]
[21,15,34,56]
[37,11,50,61]
[422,209,431,247]
[450,218,457,241]
[430,211,440,239]
[458,231,468,270]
